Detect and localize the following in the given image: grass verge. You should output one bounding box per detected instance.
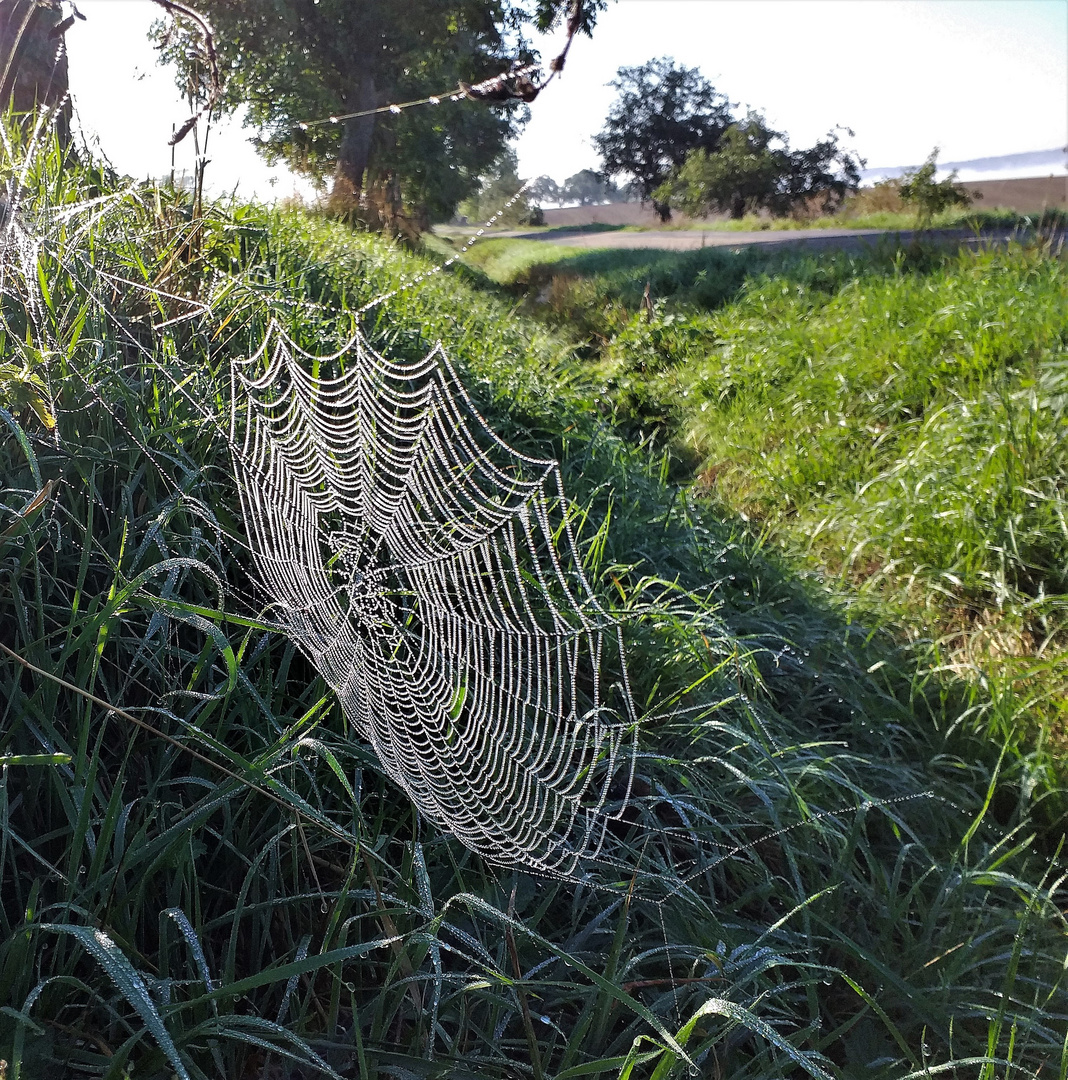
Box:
[1,135,1066,1078]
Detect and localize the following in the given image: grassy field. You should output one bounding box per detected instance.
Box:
[465,234,1068,744]
[647,208,1068,233]
[435,207,1068,245]
[2,140,1067,1078]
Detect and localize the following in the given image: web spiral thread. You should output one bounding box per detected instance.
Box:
[230,323,637,873]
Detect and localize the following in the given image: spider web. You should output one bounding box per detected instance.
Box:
[0,68,639,874]
[230,323,636,874]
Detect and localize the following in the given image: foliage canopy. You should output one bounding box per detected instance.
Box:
[157,0,603,227]
[595,58,862,221]
[654,114,863,219]
[592,57,733,220]
[455,146,540,225]
[655,116,781,220]
[525,170,634,208]
[559,168,615,204]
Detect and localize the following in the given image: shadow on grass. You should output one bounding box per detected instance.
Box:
[478,236,977,313]
[506,222,631,239]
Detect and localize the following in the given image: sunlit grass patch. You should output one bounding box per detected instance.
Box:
[681,206,1068,233]
[677,245,1067,619]
[554,237,1068,758]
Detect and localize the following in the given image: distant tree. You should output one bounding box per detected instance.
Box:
[610,178,642,203]
[560,168,612,205]
[157,0,605,228]
[527,174,563,206]
[604,178,639,203]
[655,115,781,219]
[776,128,863,215]
[899,148,973,229]
[523,170,632,214]
[592,57,733,220]
[654,115,863,220]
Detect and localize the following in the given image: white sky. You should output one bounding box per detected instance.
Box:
[66,0,1067,199]
[67,0,313,200]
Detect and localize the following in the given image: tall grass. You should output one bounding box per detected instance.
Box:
[585,243,1068,751]
[470,232,1068,754]
[1,134,1066,1078]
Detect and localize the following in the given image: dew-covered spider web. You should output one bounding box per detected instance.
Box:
[230,323,636,874]
[0,84,640,874]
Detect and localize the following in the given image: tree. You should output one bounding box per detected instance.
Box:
[456,147,540,226]
[899,148,973,229]
[560,168,612,205]
[525,171,631,208]
[592,57,733,221]
[655,115,781,219]
[527,174,562,206]
[654,116,863,220]
[776,128,863,215]
[157,0,603,228]
[606,178,641,203]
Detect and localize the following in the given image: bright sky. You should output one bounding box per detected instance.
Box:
[66,0,1067,199]
[67,1,313,200]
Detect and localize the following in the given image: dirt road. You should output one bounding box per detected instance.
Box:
[496,226,1015,254]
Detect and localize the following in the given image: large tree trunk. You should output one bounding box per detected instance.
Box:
[329,71,378,212]
[0,0,72,143]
